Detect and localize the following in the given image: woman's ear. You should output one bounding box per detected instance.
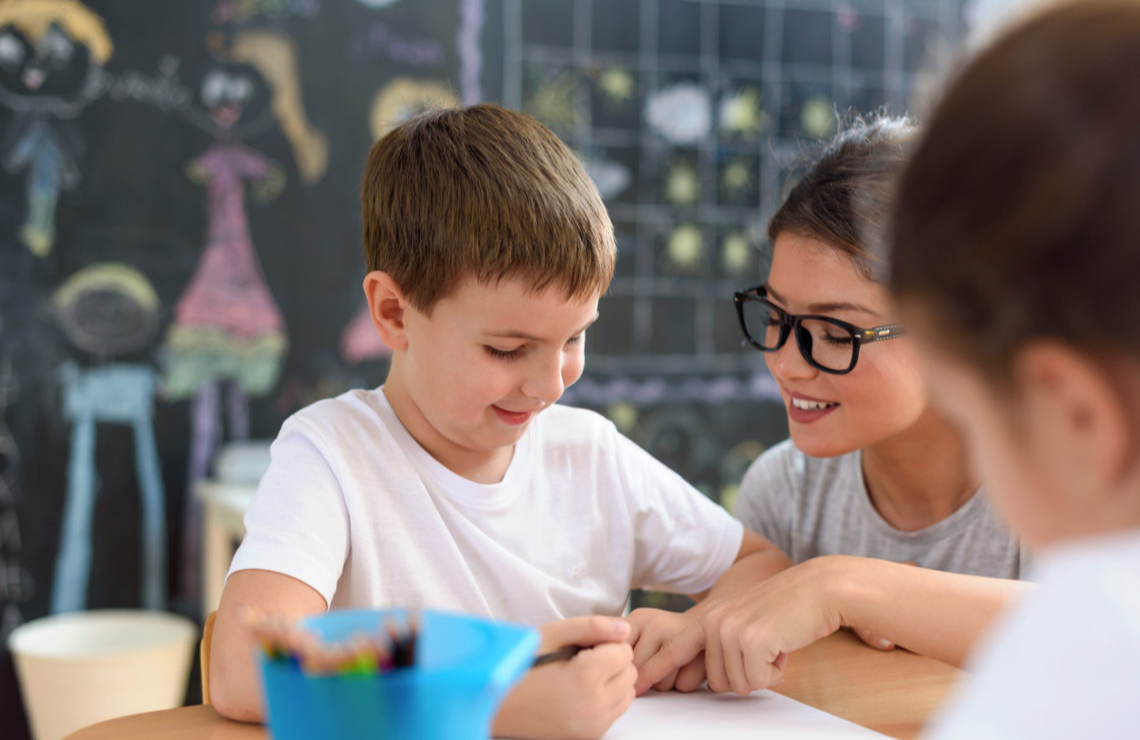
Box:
[1011,341,1133,491]
[363,271,409,351]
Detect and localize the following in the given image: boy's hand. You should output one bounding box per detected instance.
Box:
[493,616,636,740]
[634,558,844,697]
[625,608,707,693]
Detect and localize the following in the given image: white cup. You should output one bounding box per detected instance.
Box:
[7,610,197,740]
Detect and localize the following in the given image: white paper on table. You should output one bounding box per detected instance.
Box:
[600,689,891,739]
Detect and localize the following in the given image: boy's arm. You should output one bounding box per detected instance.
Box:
[689,528,793,603]
[635,556,1034,696]
[209,569,327,723]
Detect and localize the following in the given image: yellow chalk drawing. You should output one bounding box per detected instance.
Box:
[369,77,459,140]
[722,159,752,192]
[667,224,704,271]
[719,87,766,137]
[801,96,837,139]
[52,263,158,313]
[607,401,639,435]
[665,160,699,205]
[597,67,634,104]
[526,70,576,129]
[0,0,112,63]
[230,29,328,183]
[721,232,752,275]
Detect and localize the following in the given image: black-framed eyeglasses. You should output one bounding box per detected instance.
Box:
[732,285,905,375]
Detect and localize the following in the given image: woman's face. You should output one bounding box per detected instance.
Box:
[763,232,929,457]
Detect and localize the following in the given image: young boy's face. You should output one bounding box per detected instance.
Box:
[395,276,599,470]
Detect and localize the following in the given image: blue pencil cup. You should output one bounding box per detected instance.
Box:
[257,609,540,740]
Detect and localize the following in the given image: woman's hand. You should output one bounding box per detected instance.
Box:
[634,558,846,696]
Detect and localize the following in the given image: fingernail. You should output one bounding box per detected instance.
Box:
[879,639,893,649]
[614,620,631,637]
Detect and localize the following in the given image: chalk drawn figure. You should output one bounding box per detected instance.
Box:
[0,0,112,257]
[164,29,326,599]
[50,263,165,613]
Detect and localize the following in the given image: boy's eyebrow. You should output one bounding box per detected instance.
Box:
[485,313,600,341]
[765,285,880,318]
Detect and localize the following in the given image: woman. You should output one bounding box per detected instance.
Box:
[629,118,1032,694]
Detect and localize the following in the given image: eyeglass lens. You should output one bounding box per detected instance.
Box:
[739,298,855,372]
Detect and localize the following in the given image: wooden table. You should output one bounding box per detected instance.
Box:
[66,630,961,740]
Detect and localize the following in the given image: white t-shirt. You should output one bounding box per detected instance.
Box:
[926,529,1140,740]
[228,387,744,625]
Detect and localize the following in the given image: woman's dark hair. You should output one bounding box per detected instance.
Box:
[890,1,1140,380]
[768,115,918,281]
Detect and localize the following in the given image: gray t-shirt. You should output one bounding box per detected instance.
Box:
[735,439,1026,579]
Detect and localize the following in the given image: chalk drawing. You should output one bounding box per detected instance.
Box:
[801,96,837,139]
[50,264,166,613]
[165,29,327,601]
[582,157,630,201]
[212,0,321,25]
[348,23,445,66]
[646,82,711,144]
[721,232,752,276]
[666,224,704,273]
[94,54,192,111]
[664,159,699,205]
[368,77,458,140]
[718,87,766,138]
[0,0,112,257]
[458,0,484,105]
[341,305,392,367]
[524,68,576,130]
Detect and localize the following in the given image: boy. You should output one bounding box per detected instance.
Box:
[210,104,787,739]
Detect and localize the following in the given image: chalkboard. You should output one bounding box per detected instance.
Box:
[0,2,962,736]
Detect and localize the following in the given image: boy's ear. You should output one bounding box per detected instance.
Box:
[363,271,410,351]
[1011,341,1133,490]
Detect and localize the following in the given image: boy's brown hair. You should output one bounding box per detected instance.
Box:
[361,103,616,313]
[768,114,917,282]
[889,1,1140,381]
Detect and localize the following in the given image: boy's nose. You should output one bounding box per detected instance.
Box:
[522,355,565,404]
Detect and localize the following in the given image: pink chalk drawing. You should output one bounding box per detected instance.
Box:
[163,28,327,601]
[340,305,392,366]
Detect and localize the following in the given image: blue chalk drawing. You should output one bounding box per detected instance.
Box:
[52,363,166,613]
[4,116,80,256]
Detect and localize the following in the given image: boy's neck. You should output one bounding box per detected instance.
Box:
[860,408,980,532]
[381,380,516,485]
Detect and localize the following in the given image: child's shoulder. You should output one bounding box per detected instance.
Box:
[535,403,616,439]
[280,386,391,441]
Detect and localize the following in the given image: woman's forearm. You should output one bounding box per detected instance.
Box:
[825,555,1033,667]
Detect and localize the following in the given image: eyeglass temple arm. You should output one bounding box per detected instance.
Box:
[859,324,906,343]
